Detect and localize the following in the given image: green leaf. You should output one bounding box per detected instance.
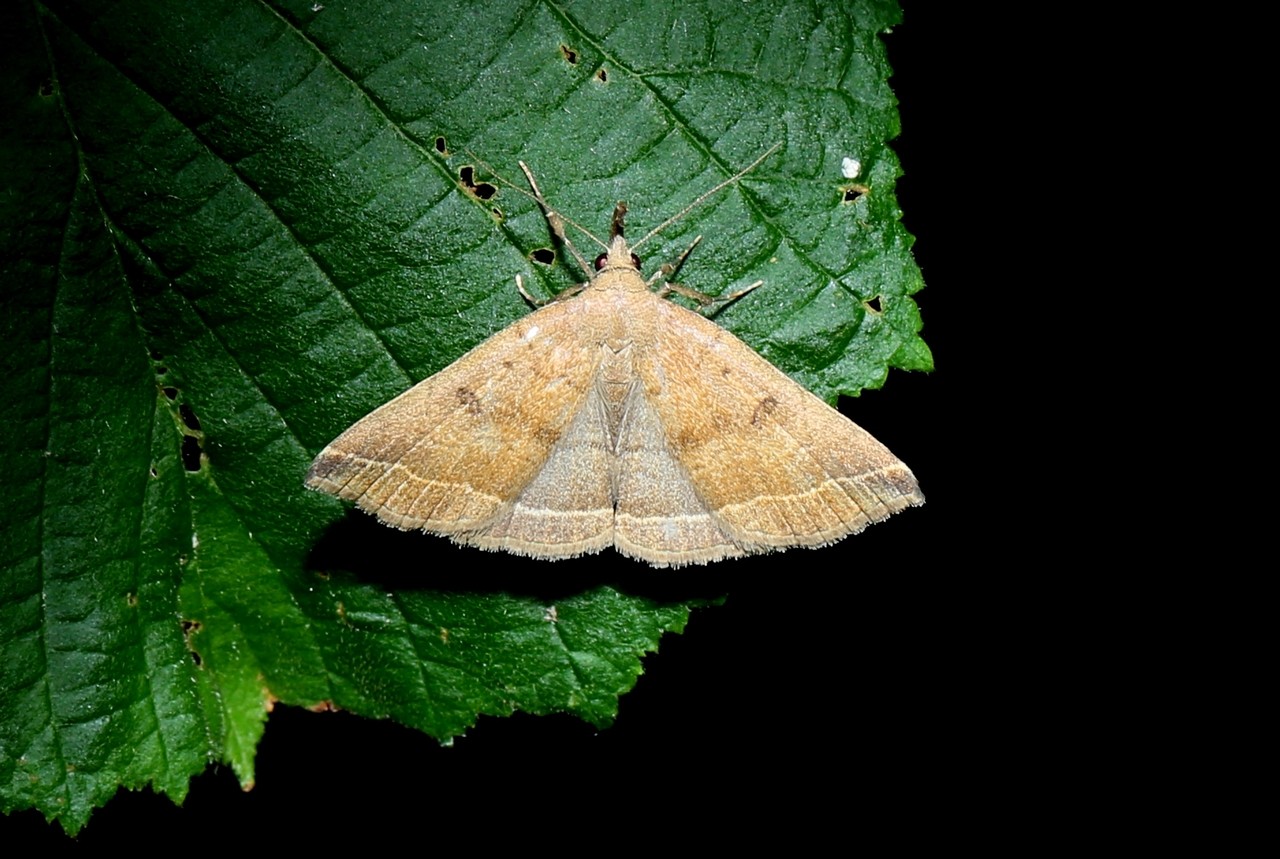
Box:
[0,0,927,834]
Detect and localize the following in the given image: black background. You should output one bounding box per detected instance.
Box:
[9,6,1030,845]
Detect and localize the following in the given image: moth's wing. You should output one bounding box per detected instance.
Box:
[306,299,613,557]
[634,299,923,556]
[463,384,616,559]
[612,385,747,567]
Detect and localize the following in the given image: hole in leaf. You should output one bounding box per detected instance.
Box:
[435,136,447,154]
[179,403,202,431]
[842,183,870,203]
[531,248,555,265]
[181,435,202,472]
[596,68,608,82]
[163,387,177,400]
[458,165,496,200]
[864,295,883,314]
[491,207,503,221]
[560,44,578,64]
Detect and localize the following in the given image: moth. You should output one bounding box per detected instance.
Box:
[306,149,923,566]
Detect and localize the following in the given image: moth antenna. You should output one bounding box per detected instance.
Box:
[632,143,781,252]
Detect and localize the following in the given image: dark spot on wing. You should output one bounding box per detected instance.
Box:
[752,395,779,427]
[456,386,482,415]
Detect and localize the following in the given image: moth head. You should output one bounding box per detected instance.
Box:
[595,233,642,271]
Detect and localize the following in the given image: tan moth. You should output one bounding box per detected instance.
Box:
[306,148,923,567]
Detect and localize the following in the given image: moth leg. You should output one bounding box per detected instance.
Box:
[516,274,587,307]
[646,235,703,288]
[518,161,595,280]
[656,279,763,314]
